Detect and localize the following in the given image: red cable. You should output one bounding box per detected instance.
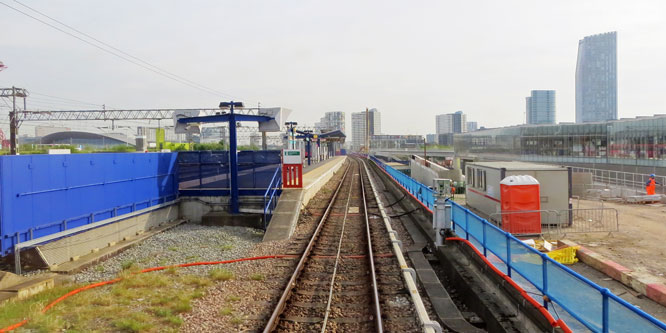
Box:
[0,255,292,332]
[445,237,572,333]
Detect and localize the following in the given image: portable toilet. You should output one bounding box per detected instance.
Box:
[500,175,541,234]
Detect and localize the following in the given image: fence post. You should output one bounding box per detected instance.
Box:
[482,222,487,257]
[602,288,610,333]
[541,253,549,309]
[506,236,512,277]
[464,210,469,241]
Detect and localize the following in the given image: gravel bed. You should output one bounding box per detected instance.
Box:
[182,161,349,332]
[73,224,265,283]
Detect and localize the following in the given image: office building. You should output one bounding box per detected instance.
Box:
[426,134,437,144]
[315,111,346,134]
[526,90,556,124]
[575,32,617,123]
[370,135,423,149]
[351,108,381,151]
[454,114,666,171]
[466,122,478,132]
[436,111,467,135]
[436,111,466,145]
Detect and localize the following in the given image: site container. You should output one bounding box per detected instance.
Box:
[465,161,571,226]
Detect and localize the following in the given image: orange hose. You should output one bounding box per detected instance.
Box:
[0,255,292,332]
[445,237,572,332]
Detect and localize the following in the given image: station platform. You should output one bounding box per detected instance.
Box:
[263,156,346,241]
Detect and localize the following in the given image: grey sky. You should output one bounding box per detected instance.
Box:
[2,0,666,136]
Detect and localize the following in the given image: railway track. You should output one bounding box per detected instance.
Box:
[263,157,427,332]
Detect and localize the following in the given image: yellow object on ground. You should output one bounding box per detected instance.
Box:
[547,246,580,265]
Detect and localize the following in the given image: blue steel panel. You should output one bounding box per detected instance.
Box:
[178,150,280,196]
[0,153,178,256]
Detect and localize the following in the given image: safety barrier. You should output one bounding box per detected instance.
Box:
[368,155,665,332]
[263,166,282,229]
[369,155,435,211]
[0,153,178,256]
[449,200,666,333]
[489,208,619,238]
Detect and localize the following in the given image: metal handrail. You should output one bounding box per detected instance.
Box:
[367,156,665,332]
[263,166,282,229]
[450,200,666,333]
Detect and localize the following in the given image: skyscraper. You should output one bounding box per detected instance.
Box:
[351,108,381,151]
[436,111,467,134]
[575,31,617,123]
[526,90,556,124]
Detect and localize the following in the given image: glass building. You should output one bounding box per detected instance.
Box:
[575,32,617,123]
[526,90,556,124]
[454,115,666,168]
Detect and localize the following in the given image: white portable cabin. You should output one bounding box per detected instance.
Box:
[465,161,572,225]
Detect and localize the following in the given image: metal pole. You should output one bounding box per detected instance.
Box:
[10,86,17,155]
[307,137,311,166]
[229,102,239,214]
[261,131,267,150]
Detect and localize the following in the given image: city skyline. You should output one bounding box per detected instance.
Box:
[2,1,666,136]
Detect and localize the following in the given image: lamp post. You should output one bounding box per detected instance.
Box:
[220,101,244,214]
[285,121,297,149]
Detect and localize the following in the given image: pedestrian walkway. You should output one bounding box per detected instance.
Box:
[263,156,346,241]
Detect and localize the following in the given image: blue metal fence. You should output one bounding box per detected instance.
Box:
[263,166,282,229]
[0,153,178,256]
[178,150,281,196]
[369,155,435,211]
[369,155,666,333]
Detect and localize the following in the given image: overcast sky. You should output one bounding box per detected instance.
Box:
[2,0,666,136]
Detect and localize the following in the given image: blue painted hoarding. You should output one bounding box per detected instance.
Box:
[0,153,178,256]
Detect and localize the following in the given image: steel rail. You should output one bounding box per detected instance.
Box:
[320,160,359,332]
[359,158,385,332]
[262,162,352,333]
[362,159,443,333]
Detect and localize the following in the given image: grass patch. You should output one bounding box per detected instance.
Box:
[219,244,233,251]
[209,268,233,281]
[249,273,265,281]
[230,316,243,325]
[191,289,205,299]
[226,295,241,302]
[113,313,153,332]
[168,246,179,252]
[0,270,216,332]
[95,265,105,273]
[120,260,136,271]
[219,306,233,316]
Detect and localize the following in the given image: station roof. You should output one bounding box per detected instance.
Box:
[41,131,135,146]
[468,161,567,171]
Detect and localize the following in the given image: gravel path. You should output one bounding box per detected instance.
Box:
[73,224,265,283]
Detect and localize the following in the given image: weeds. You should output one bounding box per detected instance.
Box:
[209,268,234,281]
[249,273,265,281]
[226,295,241,302]
[219,307,233,316]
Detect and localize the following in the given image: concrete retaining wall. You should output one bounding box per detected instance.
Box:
[38,204,179,267]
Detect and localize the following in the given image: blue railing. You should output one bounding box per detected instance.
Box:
[368,155,666,333]
[369,155,435,211]
[263,166,282,230]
